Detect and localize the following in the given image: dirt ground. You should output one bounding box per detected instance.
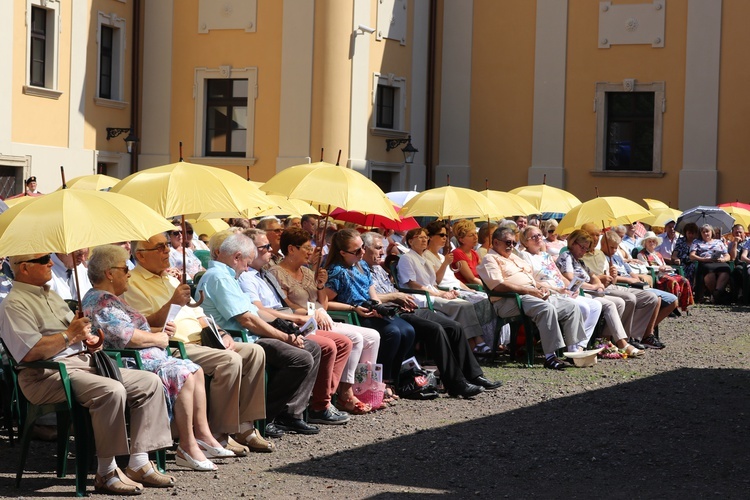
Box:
[1,303,748,499]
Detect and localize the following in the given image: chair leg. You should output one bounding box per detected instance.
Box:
[524,320,535,367]
[72,405,91,497]
[56,410,72,478]
[154,449,166,473]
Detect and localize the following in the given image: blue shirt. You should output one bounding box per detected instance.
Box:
[238,267,282,308]
[195,261,259,342]
[326,262,373,306]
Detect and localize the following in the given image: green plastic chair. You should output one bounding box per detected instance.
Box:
[193,250,211,269]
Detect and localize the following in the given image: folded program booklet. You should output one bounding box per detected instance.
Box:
[298,316,318,336]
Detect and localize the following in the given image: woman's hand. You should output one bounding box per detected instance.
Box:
[442,253,454,267]
[440,289,460,300]
[315,268,328,289]
[163,321,176,338]
[354,305,378,318]
[314,308,334,330]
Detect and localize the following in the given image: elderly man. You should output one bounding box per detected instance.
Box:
[361,232,500,397]
[122,233,271,454]
[656,220,678,263]
[196,232,321,437]
[0,253,174,494]
[256,217,285,265]
[477,228,587,370]
[48,251,92,300]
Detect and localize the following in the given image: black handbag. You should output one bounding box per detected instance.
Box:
[201,326,226,350]
[93,350,123,384]
[270,318,301,335]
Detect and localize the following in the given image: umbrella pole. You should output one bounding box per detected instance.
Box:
[71,252,83,315]
[60,166,67,189]
[443,217,452,255]
[182,214,204,307]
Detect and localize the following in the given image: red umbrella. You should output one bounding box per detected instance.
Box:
[330,205,420,232]
[719,201,750,211]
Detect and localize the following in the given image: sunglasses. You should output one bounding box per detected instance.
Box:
[434,233,447,238]
[257,243,273,252]
[341,246,365,255]
[18,254,52,265]
[500,240,515,247]
[138,242,170,253]
[171,231,183,237]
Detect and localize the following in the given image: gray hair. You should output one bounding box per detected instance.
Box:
[492,227,515,243]
[219,233,255,260]
[256,217,280,230]
[9,253,42,276]
[361,231,383,249]
[701,223,714,233]
[603,230,621,246]
[88,245,129,284]
[208,228,241,258]
[242,228,267,244]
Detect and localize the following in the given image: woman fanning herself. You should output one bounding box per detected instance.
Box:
[324,229,415,401]
[637,231,693,312]
[83,245,232,473]
[267,228,381,414]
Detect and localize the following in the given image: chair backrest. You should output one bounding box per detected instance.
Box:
[631,247,641,259]
[193,250,211,269]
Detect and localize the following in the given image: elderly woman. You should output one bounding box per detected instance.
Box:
[689,224,732,303]
[83,245,231,473]
[268,227,381,414]
[671,222,699,284]
[398,226,495,354]
[637,231,694,311]
[324,228,415,400]
[168,222,204,280]
[518,226,600,350]
[450,219,483,286]
[542,219,565,256]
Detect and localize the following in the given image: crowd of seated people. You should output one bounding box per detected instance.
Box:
[4,206,742,494]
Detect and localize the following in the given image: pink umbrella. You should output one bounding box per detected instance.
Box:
[330,205,420,232]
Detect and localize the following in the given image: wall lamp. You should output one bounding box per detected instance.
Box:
[106,127,139,154]
[385,135,418,164]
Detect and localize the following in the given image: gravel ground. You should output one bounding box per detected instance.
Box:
[1,303,749,499]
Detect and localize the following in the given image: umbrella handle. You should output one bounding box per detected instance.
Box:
[188,290,205,308]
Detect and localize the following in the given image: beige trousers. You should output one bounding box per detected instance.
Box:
[19,353,172,457]
[181,342,266,433]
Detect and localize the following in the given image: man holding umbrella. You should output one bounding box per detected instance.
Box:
[0,253,175,494]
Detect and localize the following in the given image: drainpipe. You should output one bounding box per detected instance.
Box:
[425,0,437,188]
[130,0,141,173]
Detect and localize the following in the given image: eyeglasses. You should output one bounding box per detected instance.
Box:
[110,266,129,273]
[186,230,194,236]
[341,246,365,255]
[294,244,314,252]
[170,231,183,237]
[529,234,544,240]
[434,233,447,238]
[500,240,515,248]
[138,242,170,253]
[18,254,52,265]
[257,244,273,252]
[574,241,591,252]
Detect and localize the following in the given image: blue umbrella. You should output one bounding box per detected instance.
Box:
[675,206,735,234]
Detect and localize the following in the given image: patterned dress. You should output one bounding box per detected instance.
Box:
[673,236,697,286]
[637,249,694,311]
[82,288,200,420]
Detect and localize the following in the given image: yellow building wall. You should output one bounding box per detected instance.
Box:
[366,0,414,165]
[469,0,536,192]
[169,0,283,181]
[87,0,133,154]
[12,0,72,147]
[563,0,687,205]
[310,0,354,166]
[716,0,750,204]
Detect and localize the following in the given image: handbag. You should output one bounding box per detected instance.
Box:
[398,366,440,400]
[93,350,123,384]
[270,318,301,335]
[352,362,386,410]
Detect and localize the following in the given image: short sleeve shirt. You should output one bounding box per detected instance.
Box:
[196,261,259,338]
[326,262,372,306]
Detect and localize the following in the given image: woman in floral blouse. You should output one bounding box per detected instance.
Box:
[83,245,231,472]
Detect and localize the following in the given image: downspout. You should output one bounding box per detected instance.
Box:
[425,0,437,188]
[130,0,141,173]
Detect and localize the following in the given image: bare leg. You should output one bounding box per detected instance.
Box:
[190,369,223,448]
[174,372,209,462]
[654,300,677,327]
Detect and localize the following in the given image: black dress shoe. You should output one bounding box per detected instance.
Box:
[471,376,503,391]
[264,422,285,438]
[447,380,485,398]
[274,416,320,435]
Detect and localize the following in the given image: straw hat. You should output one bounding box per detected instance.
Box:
[641,231,662,246]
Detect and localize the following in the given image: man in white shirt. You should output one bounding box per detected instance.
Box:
[47,252,92,300]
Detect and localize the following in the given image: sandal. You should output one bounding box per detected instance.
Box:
[234,428,276,453]
[383,385,400,403]
[622,345,645,358]
[472,343,492,356]
[334,395,372,415]
[94,467,144,495]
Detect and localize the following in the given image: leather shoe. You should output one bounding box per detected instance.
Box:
[471,376,502,390]
[447,380,485,398]
[274,416,320,435]
[264,422,285,438]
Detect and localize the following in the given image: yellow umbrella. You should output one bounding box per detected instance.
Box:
[256,195,321,218]
[260,162,399,219]
[111,161,275,219]
[643,198,671,210]
[398,186,504,219]
[478,189,538,217]
[57,174,121,191]
[557,196,652,235]
[509,184,582,213]
[641,207,682,227]
[0,189,174,256]
[186,218,230,238]
[720,206,750,229]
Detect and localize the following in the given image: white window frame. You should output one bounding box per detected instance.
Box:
[594,81,665,177]
[23,0,62,99]
[370,72,408,137]
[190,66,258,165]
[94,11,127,108]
